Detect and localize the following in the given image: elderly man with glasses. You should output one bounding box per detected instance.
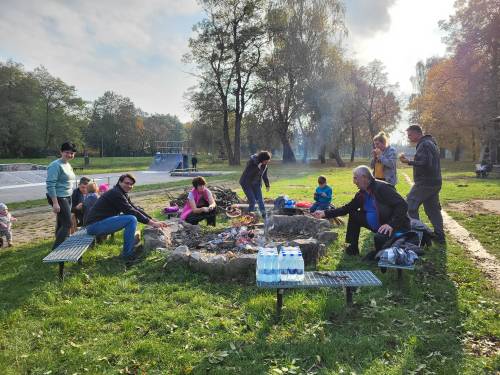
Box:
[85,173,167,262]
[313,165,410,258]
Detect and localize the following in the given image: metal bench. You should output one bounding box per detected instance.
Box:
[378,261,415,281]
[257,270,382,319]
[43,228,95,280]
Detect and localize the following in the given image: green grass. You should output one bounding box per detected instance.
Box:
[1,163,499,373]
[446,211,500,261]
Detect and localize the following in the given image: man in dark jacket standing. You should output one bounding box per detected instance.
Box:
[313,166,410,256]
[239,151,271,218]
[85,173,167,261]
[400,125,445,243]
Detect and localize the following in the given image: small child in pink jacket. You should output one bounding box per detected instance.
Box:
[0,203,17,247]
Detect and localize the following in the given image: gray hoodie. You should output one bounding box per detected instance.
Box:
[409,135,442,186]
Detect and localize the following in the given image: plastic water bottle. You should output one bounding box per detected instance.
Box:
[257,247,268,283]
[258,247,279,283]
[289,253,296,281]
[296,250,304,282]
[272,250,280,282]
[256,248,263,282]
[279,250,288,282]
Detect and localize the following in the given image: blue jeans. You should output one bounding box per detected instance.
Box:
[86,215,138,258]
[309,201,331,213]
[241,183,266,216]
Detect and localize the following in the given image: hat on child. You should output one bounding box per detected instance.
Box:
[98,183,109,193]
[0,203,7,211]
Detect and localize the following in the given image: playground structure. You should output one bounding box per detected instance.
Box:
[149,141,191,172]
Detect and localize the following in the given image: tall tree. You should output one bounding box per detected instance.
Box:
[186,0,266,165]
[86,91,141,157]
[257,0,345,163]
[0,61,40,157]
[440,0,500,161]
[33,67,86,152]
[355,60,401,139]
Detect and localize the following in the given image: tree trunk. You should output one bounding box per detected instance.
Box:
[471,129,476,161]
[277,121,295,163]
[44,102,50,151]
[233,114,241,166]
[281,137,296,163]
[221,107,235,165]
[318,144,326,164]
[330,148,345,167]
[302,137,308,163]
[350,122,356,162]
[454,143,461,162]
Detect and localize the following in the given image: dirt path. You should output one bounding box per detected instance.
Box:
[8,182,240,248]
[447,200,500,215]
[9,193,169,247]
[402,172,500,290]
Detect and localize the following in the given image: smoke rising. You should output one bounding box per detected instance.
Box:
[344,0,396,37]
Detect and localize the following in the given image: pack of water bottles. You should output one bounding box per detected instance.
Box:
[279,246,304,283]
[256,247,280,283]
[256,246,304,284]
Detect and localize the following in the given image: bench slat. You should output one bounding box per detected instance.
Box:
[257,270,382,289]
[43,229,95,263]
[377,261,415,270]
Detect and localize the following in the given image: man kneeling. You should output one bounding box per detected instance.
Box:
[313,166,410,257]
[85,173,167,261]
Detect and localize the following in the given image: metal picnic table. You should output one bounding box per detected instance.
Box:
[257,270,382,319]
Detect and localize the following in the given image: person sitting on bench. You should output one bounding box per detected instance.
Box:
[71,176,90,233]
[85,173,168,262]
[180,176,217,226]
[313,165,410,258]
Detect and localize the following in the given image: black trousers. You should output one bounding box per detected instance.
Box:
[47,195,72,249]
[346,211,390,251]
[185,197,216,226]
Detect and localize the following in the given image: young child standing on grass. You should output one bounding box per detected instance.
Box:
[0,203,17,247]
[310,175,333,213]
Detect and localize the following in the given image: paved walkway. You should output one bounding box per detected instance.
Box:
[0,170,231,203]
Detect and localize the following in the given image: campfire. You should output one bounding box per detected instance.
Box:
[147,188,339,280]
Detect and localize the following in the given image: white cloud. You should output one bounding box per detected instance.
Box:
[343,0,455,142]
[0,0,455,128]
[0,0,201,121]
[345,0,455,93]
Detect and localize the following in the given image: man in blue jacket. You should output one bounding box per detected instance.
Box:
[85,173,167,262]
[313,166,410,256]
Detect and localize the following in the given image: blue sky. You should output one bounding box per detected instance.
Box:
[0,0,455,131]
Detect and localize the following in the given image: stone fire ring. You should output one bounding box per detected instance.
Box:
[143,215,338,280]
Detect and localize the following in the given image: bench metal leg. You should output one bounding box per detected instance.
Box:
[58,262,65,281]
[276,289,284,320]
[345,287,354,306]
[397,268,403,281]
[78,257,83,266]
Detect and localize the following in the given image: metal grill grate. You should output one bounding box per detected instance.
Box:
[257,270,382,289]
[43,229,95,263]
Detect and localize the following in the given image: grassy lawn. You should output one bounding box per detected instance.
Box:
[0,162,499,373]
[446,211,500,261]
